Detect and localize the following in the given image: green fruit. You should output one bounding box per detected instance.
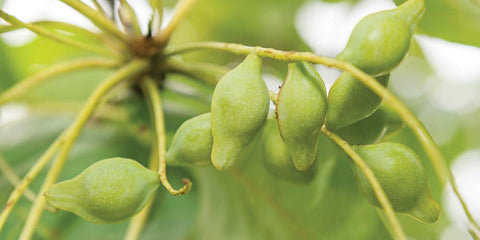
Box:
[211,53,269,170]
[337,0,425,75]
[261,118,316,184]
[276,62,327,171]
[166,113,212,166]
[45,158,160,224]
[335,103,404,145]
[326,72,389,131]
[352,142,440,223]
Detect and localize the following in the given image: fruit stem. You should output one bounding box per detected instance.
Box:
[165,41,480,232]
[0,155,56,213]
[0,133,64,232]
[321,125,407,240]
[0,58,119,105]
[17,59,149,240]
[124,146,159,240]
[140,77,192,196]
[58,0,128,43]
[0,10,120,57]
[154,0,199,46]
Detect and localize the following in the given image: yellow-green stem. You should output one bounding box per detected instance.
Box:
[0,21,100,40]
[154,0,198,45]
[0,58,119,105]
[321,125,407,240]
[0,10,119,57]
[124,143,159,240]
[0,155,55,212]
[140,78,192,196]
[165,41,480,231]
[17,59,148,240]
[58,0,128,43]
[0,134,64,232]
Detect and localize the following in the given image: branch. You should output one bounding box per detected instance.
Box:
[154,0,198,45]
[17,59,149,240]
[0,58,119,105]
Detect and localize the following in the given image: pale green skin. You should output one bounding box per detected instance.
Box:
[352,143,440,223]
[261,118,316,184]
[211,53,269,170]
[276,62,327,171]
[335,102,404,145]
[166,113,212,166]
[337,0,424,76]
[326,73,389,131]
[45,158,160,224]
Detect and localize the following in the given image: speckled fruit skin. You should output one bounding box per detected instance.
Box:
[45,158,160,224]
[276,62,327,171]
[326,73,389,131]
[352,143,440,223]
[337,0,425,76]
[261,118,316,184]
[211,53,269,170]
[166,113,212,166]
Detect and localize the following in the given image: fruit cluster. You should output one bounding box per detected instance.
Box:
[45,0,439,225]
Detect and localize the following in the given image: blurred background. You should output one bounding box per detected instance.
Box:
[1,0,480,239]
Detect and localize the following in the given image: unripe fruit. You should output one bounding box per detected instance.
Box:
[261,118,316,184]
[352,142,440,223]
[337,0,425,75]
[45,158,160,224]
[166,113,212,166]
[326,73,389,131]
[276,62,327,171]
[335,103,404,145]
[211,53,269,170]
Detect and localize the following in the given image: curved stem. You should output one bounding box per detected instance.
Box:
[18,59,149,240]
[165,41,480,231]
[0,58,119,105]
[154,0,199,45]
[0,10,119,57]
[0,134,64,232]
[124,145,159,240]
[58,0,128,43]
[0,21,100,40]
[321,125,407,240]
[140,77,192,196]
[0,155,55,213]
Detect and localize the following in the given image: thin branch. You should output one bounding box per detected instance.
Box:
[58,0,128,43]
[0,10,119,57]
[0,58,119,105]
[321,125,407,240]
[17,59,149,240]
[140,77,192,196]
[154,0,198,45]
[0,20,100,40]
[164,41,480,232]
[0,155,55,212]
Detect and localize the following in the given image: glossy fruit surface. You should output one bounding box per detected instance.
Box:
[326,73,389,131]
[45,158,160,224]
[337,0,425,75]
[352,142,440,223]
[211,53,269,170]
[166,113,212,166]
[276,62,327,171]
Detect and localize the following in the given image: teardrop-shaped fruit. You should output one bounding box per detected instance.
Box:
[261,117,316,183]
[326,73,389,131]
[334,103,404,145]
[166,113,212,166]
[276,62,327,171]
[211,53,269,170]
[351,142,440,223]
[45,158,160,224]
[337,0,425,75]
